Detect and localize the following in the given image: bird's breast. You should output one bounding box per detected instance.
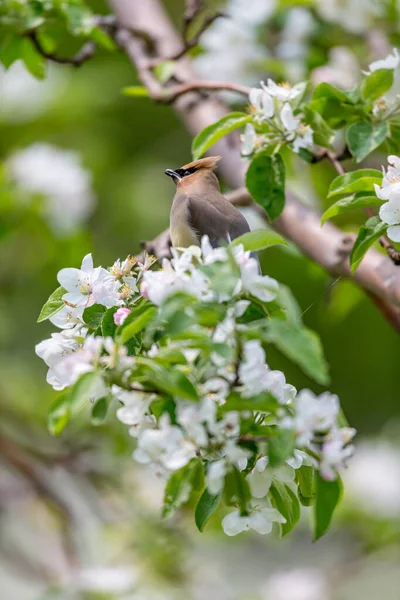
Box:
[170,197,199,248]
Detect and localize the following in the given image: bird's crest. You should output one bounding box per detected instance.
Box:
[181,156,222,171]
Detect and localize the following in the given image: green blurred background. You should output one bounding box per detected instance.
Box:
[1,1,400,598]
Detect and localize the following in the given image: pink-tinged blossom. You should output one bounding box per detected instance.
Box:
[114,307,131,326]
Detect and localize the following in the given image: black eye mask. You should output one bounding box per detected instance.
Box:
[174,167,197,178]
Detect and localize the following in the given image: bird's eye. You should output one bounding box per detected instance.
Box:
[184,170,192,177]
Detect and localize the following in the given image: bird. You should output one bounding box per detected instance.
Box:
[165,155,253,250]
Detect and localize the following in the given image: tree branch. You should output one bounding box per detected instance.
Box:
[109,0,400,330]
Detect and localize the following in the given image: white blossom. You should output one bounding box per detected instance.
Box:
[280,104,313,153]
[249,456,295,498]
[133,415,197,473]
[115,388,154,428]
[6,143,95,234]
[379,191,400,242]
[58,254,119,309]
[35,328,81,390]
[52,335,103,390]
[141,259,210,306]
[261,79,302,102]
[249,87,275,122]
[265,370,297,405]
[282,389,340,446]
[207,459,228,495]
[364,48,399,74]
[239,339,270,397]
[320,427,356,480]
[50,303,84,330]
[222,506,285,536]
[241,123,258,156]
[374,155,400,200]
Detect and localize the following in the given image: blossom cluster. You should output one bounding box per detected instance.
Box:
[6,143,95,235]
[242,78,313,157]
[36,238,355,537]
[376,155,400,242]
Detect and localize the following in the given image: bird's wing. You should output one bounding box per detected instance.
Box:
[188,195,249,248]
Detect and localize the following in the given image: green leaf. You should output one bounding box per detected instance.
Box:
[192,112,252,160]
[350,216,388,272]
[328,169,383,198]
[221,391,278,413]
[229,229,287,252]
[101,307,118,337]
[61,4,93,35]
[321,192,383,224]
[195,488,221,532]
[268,428,296,468]
[224,468,251,515]
[125,333,142,356]
[0,34,25,68]
[245,153,286,221]
[264,318,330,385]
[303,107,334,149]
[138,358,199,401]
[69,372,103,416]
[347,121,389,163]
[83,304,106,330]
[37,286,66,323]
[91,397,108,425]
[163,370,199,401]
[21,38,46,79]
[310,83,356,128]
[312,82,352,105]
[47,395,70,436]
[121,306,156,343]
[361,68,394,103]
[122,86,149,97]
[90,27,116,51]
[153,60,175,83]
[270,481,300,536]
[314,474,343,540]
[297,466,316,506]
[162,460,202,519]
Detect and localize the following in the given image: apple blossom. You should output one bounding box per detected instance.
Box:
[222,506,286,536]
[114,307,131,326]
[379,190,400,242]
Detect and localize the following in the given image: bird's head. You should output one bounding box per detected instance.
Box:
[165,156,222,189]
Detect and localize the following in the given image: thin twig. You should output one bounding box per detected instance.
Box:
[27,31,96,66]
[156,80,250,104]
[146,11,225,67]
[183,0,204,38]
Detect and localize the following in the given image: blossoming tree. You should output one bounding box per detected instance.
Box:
[4,0,400,548]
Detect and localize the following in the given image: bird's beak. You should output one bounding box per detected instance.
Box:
[165,169,181,181]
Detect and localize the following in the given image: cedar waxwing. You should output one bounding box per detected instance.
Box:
[165,156,252,249]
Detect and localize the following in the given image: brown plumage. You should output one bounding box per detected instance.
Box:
[165,156,252,249]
